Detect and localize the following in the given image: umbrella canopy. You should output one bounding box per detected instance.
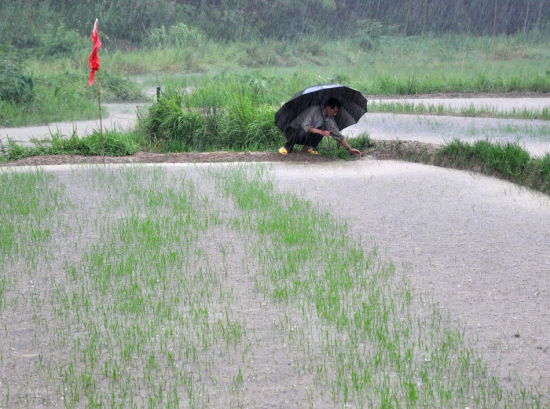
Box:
[275,84,368,132]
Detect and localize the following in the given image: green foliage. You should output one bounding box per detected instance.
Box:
[319,133,373,159]
[2,0,550,51]
[37,23,88,58]
[437,140,550,195]
[145,23,206,48]
[5,130,141,160]
[354,19,388,50]
[531,155,550,193]
[0,50,34,104]
[141,85,283,152]
[97,72,143,101]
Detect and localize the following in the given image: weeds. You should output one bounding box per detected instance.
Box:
[141,87,283,152]
[436,140,550,194]
[4,129,142,160]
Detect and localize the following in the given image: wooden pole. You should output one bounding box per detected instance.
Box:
[96,75,105,162]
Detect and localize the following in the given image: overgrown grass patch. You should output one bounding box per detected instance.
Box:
[4,129,142,160]
[435,140,550,194]
[141,87,283,152]
[0,65,144,127]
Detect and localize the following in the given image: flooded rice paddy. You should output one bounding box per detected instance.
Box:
[1,97,549,407]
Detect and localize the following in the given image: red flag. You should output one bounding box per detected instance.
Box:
[88,19,102,86]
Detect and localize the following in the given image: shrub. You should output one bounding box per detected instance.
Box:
[37,23,87,58]
[0,50,34,104]
[354,19,386,50]
[472,140,530,179]
[145,23,206,48]
[141,89,283,152]
[530,154,550,193]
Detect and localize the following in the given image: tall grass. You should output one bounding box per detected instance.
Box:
[141,85,283,152]
[124,33,550,95]
[0,66,144,127]
[437,140,550,194]
[369,101,550,120]
[4,32,550,128]
[4,130,142,160]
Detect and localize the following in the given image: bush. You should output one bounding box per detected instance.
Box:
[145,23,206,48]
[354,19,386,50]
[141,89,283,152]
[37,23,87,58]
[0,50,34,104]
[436,140,550,193]
[529,154,550,193]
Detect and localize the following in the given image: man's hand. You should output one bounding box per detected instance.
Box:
[340,138,361,156]
[309,128,331,137]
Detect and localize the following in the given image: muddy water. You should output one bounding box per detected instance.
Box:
[370,96,550,113]
[270,160,550,393]
[353,97,550,157]
[348,113,550,157]
[5,160,550,399]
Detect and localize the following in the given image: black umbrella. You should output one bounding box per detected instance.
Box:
[275,84,368,132]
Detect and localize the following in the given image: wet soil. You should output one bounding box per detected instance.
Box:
[0,140,439,167]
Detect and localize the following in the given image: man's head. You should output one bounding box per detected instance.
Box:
[323,97,341,117]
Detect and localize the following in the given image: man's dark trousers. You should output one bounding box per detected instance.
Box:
[284,126,324,152]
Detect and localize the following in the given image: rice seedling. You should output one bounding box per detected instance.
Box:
[2,163,546,408]
[0,170,66,302]
[214,164,543,408]
[24,166,251,409]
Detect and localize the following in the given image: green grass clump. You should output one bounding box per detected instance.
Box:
[437,140,550,194]
[141,87,283,152]
[5,130,142,160]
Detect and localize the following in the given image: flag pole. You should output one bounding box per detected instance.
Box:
[88,18,104,162]
[96,74,105,161]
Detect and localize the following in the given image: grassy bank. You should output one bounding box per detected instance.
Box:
[0,64,143,127]
[376,139,550,195]
[128,33,550,95]
[4,32,548,127]
[2,130,142,161]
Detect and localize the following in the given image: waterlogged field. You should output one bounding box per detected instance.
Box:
[0,165,546,408]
